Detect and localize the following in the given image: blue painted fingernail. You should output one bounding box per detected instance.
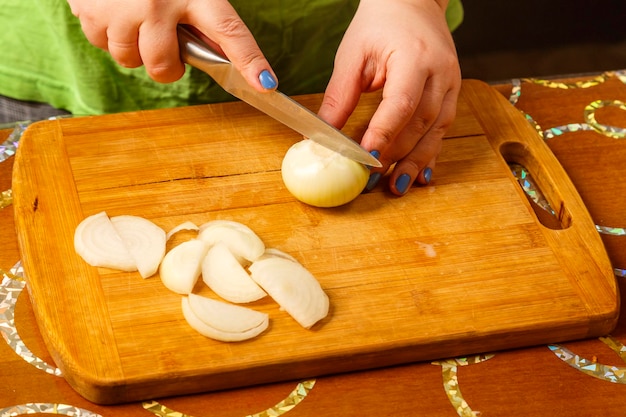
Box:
[259,70,277,90]
[395,173,412,195]
[423,167,432,184]
[367,150,381,171]
[365,172,382,192]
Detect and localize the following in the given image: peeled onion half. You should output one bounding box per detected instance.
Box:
[281,139,370,208]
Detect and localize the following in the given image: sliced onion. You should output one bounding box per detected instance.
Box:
[202,242,267,303]
[198,220,265,262]
[76,212,332,337]
[281,139,370,208]
[110,215,166,279]
[187,293,266,333]
[166,221,199,241]
[74,211,136,271]
[182,294,268,342]
[160,239,208,294]
[249,256,329,329]
[257,248,299,263]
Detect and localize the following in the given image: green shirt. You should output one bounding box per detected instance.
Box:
[0,0,463,115]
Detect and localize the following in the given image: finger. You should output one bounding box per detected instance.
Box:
[73,15,109,51]
[67,1,108,50]
[388,86,458,195]
[388,131,441,195]
[106,20,143,68]
[187,1,277,92]
[359,63,428,171]
[137,22,186,83]
[317,54,364,129]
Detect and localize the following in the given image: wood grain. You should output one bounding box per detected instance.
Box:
[11,80,618,404]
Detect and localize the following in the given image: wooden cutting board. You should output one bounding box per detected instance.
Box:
[12,80,618,404]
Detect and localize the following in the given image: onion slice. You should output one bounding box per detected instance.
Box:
[202,242,267,303]
[110,215,166,279]
[160,239,208,294]
[249,257,329,329]
[198,220,265,262]
[166,221,200,241]
[257,248,299,263]
[74,211,136,271]
[182,294,269,342]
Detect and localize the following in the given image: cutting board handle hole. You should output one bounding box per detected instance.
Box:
[500,142,572,231]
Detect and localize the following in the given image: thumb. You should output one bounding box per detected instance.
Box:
[187,2,277,92]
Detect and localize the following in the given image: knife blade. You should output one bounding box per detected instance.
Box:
[177,26,382,168]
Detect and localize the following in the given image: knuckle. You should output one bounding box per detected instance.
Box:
[401,158,422,174]
[408,116,431,137]
[432,117,453,135]
[214,15,249,40]
[214,17,261,69]
[368,125,395,149]
[147,64,182,83]
[107,38,142,67]
[390,91,419,122]
[108,40,138,56]
[320,94,352,123]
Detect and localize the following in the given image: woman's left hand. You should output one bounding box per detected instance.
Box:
[317,0,461,195]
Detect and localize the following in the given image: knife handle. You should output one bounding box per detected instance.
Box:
[177,25,231,74]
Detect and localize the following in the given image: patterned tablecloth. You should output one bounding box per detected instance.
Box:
[1,71,625,416]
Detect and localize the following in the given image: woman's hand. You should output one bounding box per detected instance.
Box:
[317,0,461,195]
[66,0,277,90]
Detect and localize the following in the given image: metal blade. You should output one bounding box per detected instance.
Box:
[231,85,381,167]
[178,26,382,168]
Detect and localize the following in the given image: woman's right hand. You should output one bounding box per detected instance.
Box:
[66,0,277,91]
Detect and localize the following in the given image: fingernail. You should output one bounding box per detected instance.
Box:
[259,70,277,90]
[365,172,382,192]
[423,167,432,184]
[367,150,381,171]
[395,173,412,195]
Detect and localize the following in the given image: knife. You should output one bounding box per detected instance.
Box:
[177,26,382,168]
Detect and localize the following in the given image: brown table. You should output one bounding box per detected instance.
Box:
[1,72,625,416]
